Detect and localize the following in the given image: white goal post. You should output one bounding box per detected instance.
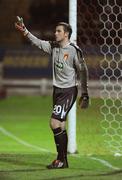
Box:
[68,0,77,153]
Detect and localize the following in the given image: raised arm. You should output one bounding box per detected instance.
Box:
[15,16,51,54]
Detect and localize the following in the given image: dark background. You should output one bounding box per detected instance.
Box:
[0,0,121,79]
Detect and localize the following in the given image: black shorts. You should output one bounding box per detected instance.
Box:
[51,86,78,121]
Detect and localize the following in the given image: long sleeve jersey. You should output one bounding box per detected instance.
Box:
[27,32,88,94]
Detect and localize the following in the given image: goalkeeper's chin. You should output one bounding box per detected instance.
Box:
[55,36,62,43]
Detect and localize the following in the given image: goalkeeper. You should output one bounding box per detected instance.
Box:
[15,17,89,169]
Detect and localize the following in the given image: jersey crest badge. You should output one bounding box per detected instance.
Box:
[63,54,69,60]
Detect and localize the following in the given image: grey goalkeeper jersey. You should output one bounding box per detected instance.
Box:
[27,32,88,93]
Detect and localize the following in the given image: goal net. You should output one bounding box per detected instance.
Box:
[77,0,122,155]
[99,0,122,155]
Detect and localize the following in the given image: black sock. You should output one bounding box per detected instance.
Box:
[53,127,64,162]
[62,130,68,160]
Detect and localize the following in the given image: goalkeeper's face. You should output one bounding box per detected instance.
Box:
[55,25,69,42]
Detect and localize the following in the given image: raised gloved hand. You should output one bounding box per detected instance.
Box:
[79,93,89,109]
[15,16,29,36]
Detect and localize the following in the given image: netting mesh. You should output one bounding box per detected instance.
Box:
[77,0,103,80]
[99,0,122,155]
[77,0,122,154]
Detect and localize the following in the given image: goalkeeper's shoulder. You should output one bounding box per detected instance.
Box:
[70,43,84,58]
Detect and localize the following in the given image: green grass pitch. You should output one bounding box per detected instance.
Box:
[0,96,122,180]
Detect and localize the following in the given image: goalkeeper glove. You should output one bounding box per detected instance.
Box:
[15,16,29,36]
[79,93,89,109]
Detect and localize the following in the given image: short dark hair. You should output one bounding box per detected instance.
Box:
[56,22,72,39]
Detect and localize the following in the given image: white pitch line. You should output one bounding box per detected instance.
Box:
[89,156,120,170]
[0,126,50,153]
[0,126,120,170]
[70,154,120,170]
